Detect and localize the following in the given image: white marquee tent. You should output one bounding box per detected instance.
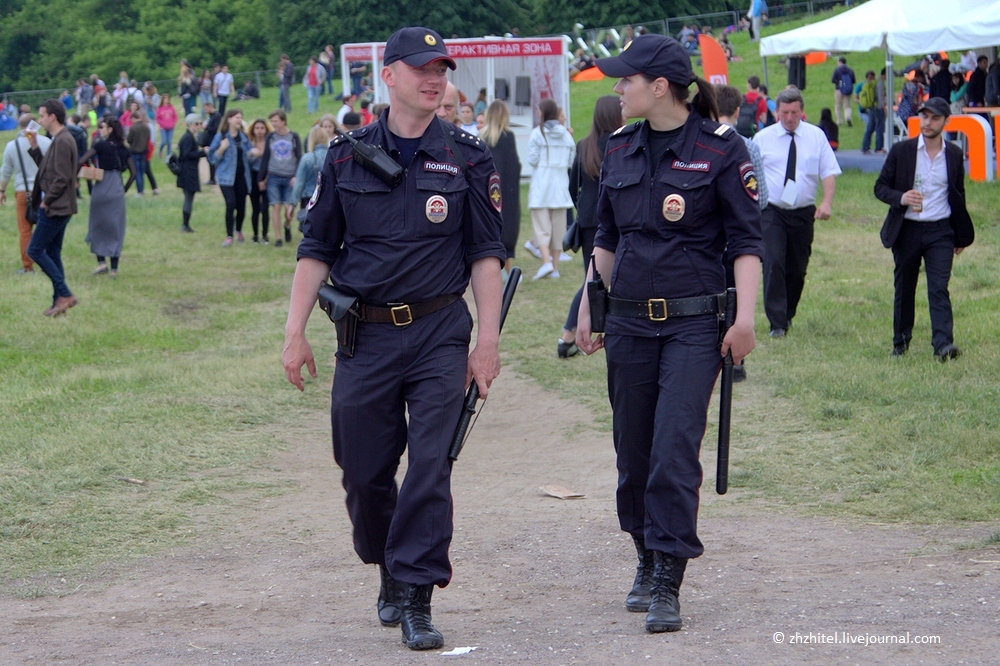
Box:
[759,0,1000,150]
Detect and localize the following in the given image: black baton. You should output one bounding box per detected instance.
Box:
[448,266,521,462]
[717,287,737,495]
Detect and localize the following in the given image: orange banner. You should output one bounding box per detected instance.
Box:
[698,35,728,85]
[804,51,827,66]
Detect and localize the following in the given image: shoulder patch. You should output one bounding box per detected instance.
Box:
[739,161,760,203]
[488,173,502,212]
[306,172,323,210]
[714,124,733,137]
[453,130,484,149]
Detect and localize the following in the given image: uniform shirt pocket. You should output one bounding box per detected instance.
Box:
[653,170,716,231]
[601,170,645,233]
[337,178,396,239]
[415,175,468,236]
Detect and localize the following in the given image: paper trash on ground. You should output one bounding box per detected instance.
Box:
[540,484,585,499]
[440,646,478,656]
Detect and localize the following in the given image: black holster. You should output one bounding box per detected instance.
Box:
[586,256,608,333]
[317,283,359,358]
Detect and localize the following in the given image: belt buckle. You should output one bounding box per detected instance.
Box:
[390,304,413,326]
[647,298,668,322]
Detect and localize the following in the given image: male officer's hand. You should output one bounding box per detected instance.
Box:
[283,332,317,391]
[721,321,756,364]
[466,342,500,398]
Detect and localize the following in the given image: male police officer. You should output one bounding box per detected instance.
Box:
[282,27,505,651]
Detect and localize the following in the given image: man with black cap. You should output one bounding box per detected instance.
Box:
[282,26,506,650]
[875,96,973,361]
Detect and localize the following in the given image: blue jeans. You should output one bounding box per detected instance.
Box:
[132,152,147,193]
[325,67,334,94]
[266,174,294,205]
[28,208,73,302]
[307,85,321,113]
[862,107,886,152]
[159,127,174,156]
[279,84,292,112]
[199,92,212,116]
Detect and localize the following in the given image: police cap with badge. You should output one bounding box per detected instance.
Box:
[595,33,695,86]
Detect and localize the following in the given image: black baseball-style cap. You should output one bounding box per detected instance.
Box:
[596,34,694,85]
[383,27,456,70]
[917,96,951,118]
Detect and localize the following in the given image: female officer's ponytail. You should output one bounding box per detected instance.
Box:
[669,76,719,121]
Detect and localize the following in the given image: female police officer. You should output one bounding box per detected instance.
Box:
[576,34,764,633]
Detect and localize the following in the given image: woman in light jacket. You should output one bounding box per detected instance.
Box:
[208,109,252,246]
[527,98,576,279]
[291,125,329,225]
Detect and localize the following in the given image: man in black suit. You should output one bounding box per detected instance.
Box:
[874,97,974,361]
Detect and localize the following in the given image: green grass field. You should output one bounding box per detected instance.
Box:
[2,14,999,585]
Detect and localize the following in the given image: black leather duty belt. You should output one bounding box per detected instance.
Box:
[608,293,725,322]
[359,294,460,326]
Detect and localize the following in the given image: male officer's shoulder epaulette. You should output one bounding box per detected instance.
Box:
[329,126,370,149]
[610,120,642,140]
[452,128,487,153]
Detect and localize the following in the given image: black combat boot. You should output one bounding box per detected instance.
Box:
[377,565,404,627]
[645,551,687,633]
[625,534,655,612]
[400,583,444,650]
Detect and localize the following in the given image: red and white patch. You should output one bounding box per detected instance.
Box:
[488,173,502,213]
[306,173,322,210]
[672,159,710,172]
[426,195,448,223]
[424,160,460,176]
[739,161,760,203]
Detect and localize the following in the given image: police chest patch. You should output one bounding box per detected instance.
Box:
[306,173,322,210]
[488,173,502,212]
[662,194,685,222]
[426,195,448,223]
[672,159,710,172]
[424,160,460,176]
[739,161,760,203]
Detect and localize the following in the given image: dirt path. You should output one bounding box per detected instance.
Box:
[3,369,998,665]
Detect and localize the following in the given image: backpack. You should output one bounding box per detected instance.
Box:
[837,67,855,95]
[736,100,758,138]
[858,80,876,110]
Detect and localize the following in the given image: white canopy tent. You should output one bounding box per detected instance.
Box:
[760,0,1000,151]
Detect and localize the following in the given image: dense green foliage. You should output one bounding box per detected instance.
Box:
[0,0,729,92]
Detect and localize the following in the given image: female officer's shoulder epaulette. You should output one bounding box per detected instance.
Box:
[610,120,642,140]
[699,118,737,142]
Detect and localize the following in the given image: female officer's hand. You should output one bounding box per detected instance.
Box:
[575,296,604,355]
[720,321,755,365]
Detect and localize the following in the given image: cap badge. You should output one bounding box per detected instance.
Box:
[425,34,437,45]
[426,195,448,223]
[662,193,685,222]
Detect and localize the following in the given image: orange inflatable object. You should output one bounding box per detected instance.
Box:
[699,35,729,85]
[572,67,605,82]
[804,52,827,65]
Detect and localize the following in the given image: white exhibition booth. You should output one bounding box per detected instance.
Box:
[340,37,571,177]
[760,0,1000,178]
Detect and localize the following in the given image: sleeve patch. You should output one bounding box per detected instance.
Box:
[488,173,502,213]
[739,161,760,203]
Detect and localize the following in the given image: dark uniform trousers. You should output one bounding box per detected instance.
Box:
[605,316,721,560]
[892,218,955,351]
[331,299,472,588]
[761,204,815,331]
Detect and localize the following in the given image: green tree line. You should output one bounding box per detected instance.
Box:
[0,0,728,92]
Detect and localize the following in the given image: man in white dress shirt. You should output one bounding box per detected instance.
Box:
[753,87,841,337]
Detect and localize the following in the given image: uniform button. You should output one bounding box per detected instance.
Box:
[617,181,622,186]
[683,183,688,187]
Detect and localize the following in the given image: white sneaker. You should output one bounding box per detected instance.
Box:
[549,270,560,279]
[524,240,542,259]
[533,262,554,280]
[559,252,573,262]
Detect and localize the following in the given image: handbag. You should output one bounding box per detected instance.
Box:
[12,136,37,223]
[562,212,582,253]
[166,153,181,176]
[78,165,104,181]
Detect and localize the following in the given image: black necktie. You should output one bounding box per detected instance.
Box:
[784,131,796,184]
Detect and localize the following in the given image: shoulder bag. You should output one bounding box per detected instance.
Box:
[13,137,38,223]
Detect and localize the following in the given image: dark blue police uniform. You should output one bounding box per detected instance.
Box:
[298,113,505,587]
[594,112,764,560]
